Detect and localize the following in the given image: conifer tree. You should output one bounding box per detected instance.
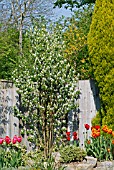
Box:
[88,0,114,128]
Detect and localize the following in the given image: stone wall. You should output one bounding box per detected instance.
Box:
[0,79,101,149]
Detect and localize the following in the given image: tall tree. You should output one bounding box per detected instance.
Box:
[88,0,114,128]
[0,0,54,55]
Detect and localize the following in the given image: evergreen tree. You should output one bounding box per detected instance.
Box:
[88,0,114,128]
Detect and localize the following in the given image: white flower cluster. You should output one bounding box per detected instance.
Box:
[12,19,80,145]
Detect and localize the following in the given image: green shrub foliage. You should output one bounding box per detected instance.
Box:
[63,5,93,80]
[88,0,114,128]
[60,145,86,163]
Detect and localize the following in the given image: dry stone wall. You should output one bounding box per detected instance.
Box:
[0,79,100,148]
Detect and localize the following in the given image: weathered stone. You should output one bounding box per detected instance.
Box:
[95,161,114,170]
[52,152,61,163]
[65,165,75,170]
[85,156,97,167]
[76,163,93,170]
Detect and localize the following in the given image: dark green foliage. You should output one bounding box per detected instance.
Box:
[0,25,31,80]
[54,0,95,9]
[0,27,19,80]
[60,145,86,163]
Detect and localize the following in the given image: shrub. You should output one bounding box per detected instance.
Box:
[60,145,86,163]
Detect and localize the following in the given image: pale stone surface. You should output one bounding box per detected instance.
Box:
[76,163,93,170]
[94,161,114,170]
[52,152,61,163]
[85,156,97,167]
[63,158,114,170]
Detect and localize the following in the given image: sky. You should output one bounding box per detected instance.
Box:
[52,5,73,21]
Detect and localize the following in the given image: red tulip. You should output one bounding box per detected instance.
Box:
[73,135,77,140]
[95,125,100,130]
[66,132,70,136]
[84,124,90,130]
[17,136,22,143]
[67,136,70,141]
[73,132,77,136]
[0,138,4,144]
[12,136,18,144]
[5,136,11,144]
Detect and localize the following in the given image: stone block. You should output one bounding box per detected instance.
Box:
[85,156,97,167]
[52,152,61,163]
[76,163,93,170]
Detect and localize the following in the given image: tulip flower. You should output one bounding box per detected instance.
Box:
[112,131,114,137]
[12,136,18,144]
[84,124,90,130]
[102,125,108,133]
[66,132,70,136]
[5,136,11,144]
[94,125,100,130]
[108,129,112,134]
[95,132,100,137]
[112,140,114,145]
[0,138,4,144]
[17,136,22,143]
[73,135,77,140]
[67,136,70,141]
[73,132,77,136]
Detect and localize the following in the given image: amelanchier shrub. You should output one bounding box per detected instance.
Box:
[88,0,114,129]
[12,18,80,158]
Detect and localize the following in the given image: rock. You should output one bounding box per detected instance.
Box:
[85,156,97,167]
[52,152,61,163]
[76,163,93,170]
[95,161,114,170]
[65,165,75,170]
[100,161,113,168]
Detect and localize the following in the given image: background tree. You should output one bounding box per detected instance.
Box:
[0,26,19,79]
[0,24,32,79]
[88,0,114,129]
[63,5,93,79]
[0,0,55,55]
[13,18,79,157]
[54,0,95,9]
[0,0,55,79]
